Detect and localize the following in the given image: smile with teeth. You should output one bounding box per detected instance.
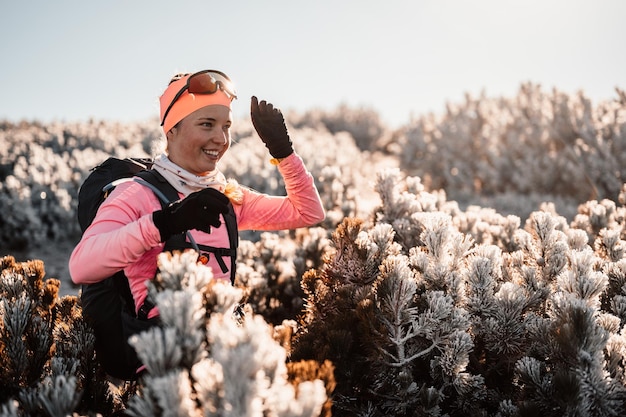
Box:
[203,149,220,157]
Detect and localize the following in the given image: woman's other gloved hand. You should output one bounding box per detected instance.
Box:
[250,96,294,159]
[152,188,230,242]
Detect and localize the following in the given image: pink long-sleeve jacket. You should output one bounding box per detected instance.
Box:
[69,153,325,317]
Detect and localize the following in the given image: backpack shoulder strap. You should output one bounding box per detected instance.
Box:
[223,203,238,284]
[128,169,182,319]
[134,169,180,207]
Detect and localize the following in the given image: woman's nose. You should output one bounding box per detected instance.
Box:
[213,131,228,144]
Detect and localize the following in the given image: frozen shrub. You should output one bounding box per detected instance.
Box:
[236,228,332,325]
[373,167,458,251]
[393,84,626,220]
[290,169,626,416]
[571,198,626,243]
[0,255,121,415]
[291,217,487,416]
[125,250,331,417]
[0,120,159,250]
[289,104,387,152]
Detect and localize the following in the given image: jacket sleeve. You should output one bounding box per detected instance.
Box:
[69,181,163,285]
[235,152,325,231]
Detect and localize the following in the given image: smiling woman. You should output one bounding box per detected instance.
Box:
[68,68,326,380]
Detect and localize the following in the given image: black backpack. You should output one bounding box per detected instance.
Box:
[77,157,238,380]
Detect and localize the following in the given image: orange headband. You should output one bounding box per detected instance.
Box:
[159,74,233,134]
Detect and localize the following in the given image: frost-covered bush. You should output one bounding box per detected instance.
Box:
[0,119,160,249]
[290,170,626,416]
[390,84,626,219]
[125,250,331,417]
[236,227,332,325]
[289,104,387,152]
[0,255,122,415]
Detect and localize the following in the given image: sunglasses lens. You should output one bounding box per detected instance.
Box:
[188,73,219,94]
[188,71,237,99]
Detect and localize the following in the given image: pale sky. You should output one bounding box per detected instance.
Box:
[1,0,624,128]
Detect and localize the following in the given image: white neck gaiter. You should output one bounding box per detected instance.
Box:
[152,153,226,197]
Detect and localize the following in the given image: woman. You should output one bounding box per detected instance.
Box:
[70,69,325,321]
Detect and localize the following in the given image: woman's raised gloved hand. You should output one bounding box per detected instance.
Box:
[152,188,230,242]
[250,96,294,159]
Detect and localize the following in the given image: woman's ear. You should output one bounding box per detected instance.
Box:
[166,126,176,140]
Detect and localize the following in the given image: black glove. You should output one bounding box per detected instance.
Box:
[152,188,230,242]
[250,96,294,159]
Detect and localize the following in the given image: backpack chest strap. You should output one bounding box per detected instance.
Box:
[164,235,236,275]
[198,246,238,274]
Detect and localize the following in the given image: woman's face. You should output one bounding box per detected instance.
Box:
[166,105,232,175]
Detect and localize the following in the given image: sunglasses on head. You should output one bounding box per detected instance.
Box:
[160,69,237,126]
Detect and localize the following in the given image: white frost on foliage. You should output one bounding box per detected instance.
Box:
[130,326,183,376]
[206,301,326,417]
[129,248,326,417]
[143,370,199,417]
